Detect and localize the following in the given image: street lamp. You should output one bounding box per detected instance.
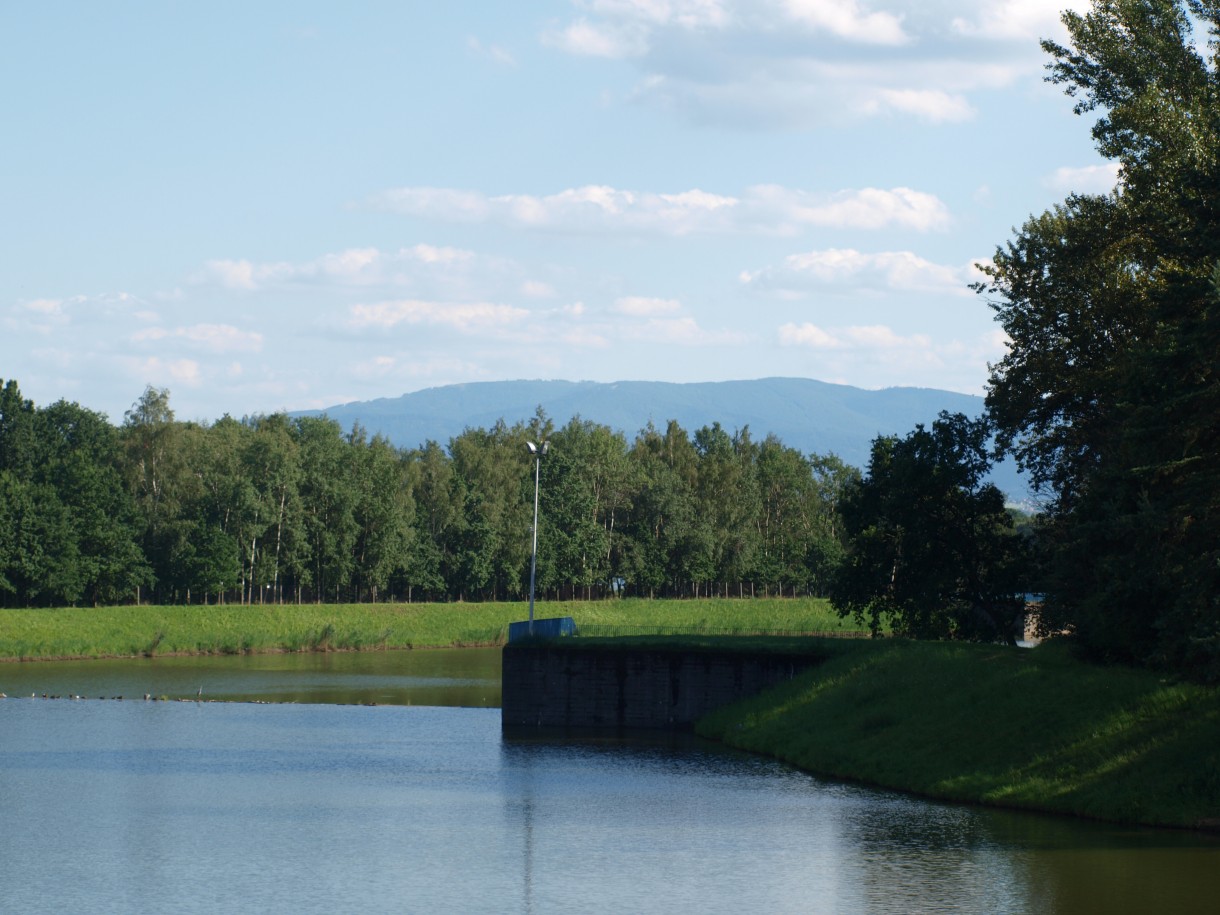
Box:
[526,440,549,631]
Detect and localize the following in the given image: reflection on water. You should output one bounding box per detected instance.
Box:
[0,647,501,706]
[1,656,1219,914]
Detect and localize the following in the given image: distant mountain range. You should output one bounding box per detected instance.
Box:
[295,377,1029,500]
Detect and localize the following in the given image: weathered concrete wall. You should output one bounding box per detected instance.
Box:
[501,644,817,730]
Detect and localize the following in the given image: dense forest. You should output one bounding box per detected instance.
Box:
[0,380,859,608]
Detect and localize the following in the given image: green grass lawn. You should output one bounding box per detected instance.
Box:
[0,596,857,660]
[697,637,1220,830]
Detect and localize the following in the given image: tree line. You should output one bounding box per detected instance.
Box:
[0,380,860,608]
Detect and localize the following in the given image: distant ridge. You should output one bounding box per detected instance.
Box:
[295,377,1027,498]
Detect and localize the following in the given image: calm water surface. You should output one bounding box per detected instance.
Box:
[2,652,1218,914]
[0,647,501,706]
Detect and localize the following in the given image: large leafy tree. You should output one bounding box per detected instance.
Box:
[978,0,1220,676]
[41,399,150,604]
[691,423,760,597]
[831,413,1027,642]
[540,417,632,599]
[620,421,700,598]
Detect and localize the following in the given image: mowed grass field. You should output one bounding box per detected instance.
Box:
[0,597,859,660]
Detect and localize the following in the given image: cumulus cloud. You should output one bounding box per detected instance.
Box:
[614,296,683,315]
[8,292,150,335]
[543,0,730,56]
[874,88,974,123]
[377,183,949,234]
[543,18,649,57]
[951,0,1081,40]
[544,0,1085,127]
[521,280,558,298]
[744,247,974,295]
[783,0,908,45]
[132,323,265,353]
[347,299,529,332]
[467,36,517,66]
[619,315,745,345]
[22,298,68,315]
[1044,162,1121,194]
[199,245,478,291]
[350,353,487,384]
[777,320,1006,385]
[124,356,203,387]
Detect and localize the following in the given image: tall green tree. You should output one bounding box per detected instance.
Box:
[405,440,464,600]
[349,427,413,602]
[541,417,631,599]
[979,0,1220,676]
[692,423,760,596]
[620,421,699,597]
[41,399,150,604]
[293,416,357,602]
[831,413,1027,642]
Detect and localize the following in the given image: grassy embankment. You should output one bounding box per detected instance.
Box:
[0,597,857,660]
[697,636,1220,831]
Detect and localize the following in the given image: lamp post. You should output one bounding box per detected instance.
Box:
[526,440,548,632]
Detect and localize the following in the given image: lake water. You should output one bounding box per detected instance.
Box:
[2,651,1219,914]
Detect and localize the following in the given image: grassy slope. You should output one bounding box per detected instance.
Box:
[0,597,853,660]
[697,637,1220,830]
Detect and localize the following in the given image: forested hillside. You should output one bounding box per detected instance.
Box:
[0,380,858,607]
[295,377,1028,499]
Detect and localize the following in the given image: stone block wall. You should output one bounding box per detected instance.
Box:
[501,644,816,730]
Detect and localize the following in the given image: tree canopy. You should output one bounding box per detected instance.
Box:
[0,379,858,608]
[830,413,1027,642]
[978,0,1220,678]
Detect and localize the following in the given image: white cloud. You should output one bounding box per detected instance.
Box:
[133,323,265,353]
[1044,162,1121,194]
[347,299,529,332]
[408,244,473,265]
[204,258,294,290]
[125,356,203,387]
[783,0,908,45]
[467,36,517,66]
[544,0,730,56]
[744,247,973,295]
[951,0,1082,40]
[614,296,682,315]
[22,298,67,315]
[778,320,1007,384]
[543,18,648,57]
[875,89,973,123]
[200,245,479,291]
[351,353,487,383]
[521,280,557,298]
[561,327,613,348]
[619,315,745,345]
[378,183,949,234]
[777,322,844,348]
[545,0,1074,127]
[585,0,730,29]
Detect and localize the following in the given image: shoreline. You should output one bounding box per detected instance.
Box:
[695,638,1220,834]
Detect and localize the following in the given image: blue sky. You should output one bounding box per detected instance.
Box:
[2,1,1114,424]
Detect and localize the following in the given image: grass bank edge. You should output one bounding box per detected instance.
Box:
[696,638,1220,831]
[0,597,855,661]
